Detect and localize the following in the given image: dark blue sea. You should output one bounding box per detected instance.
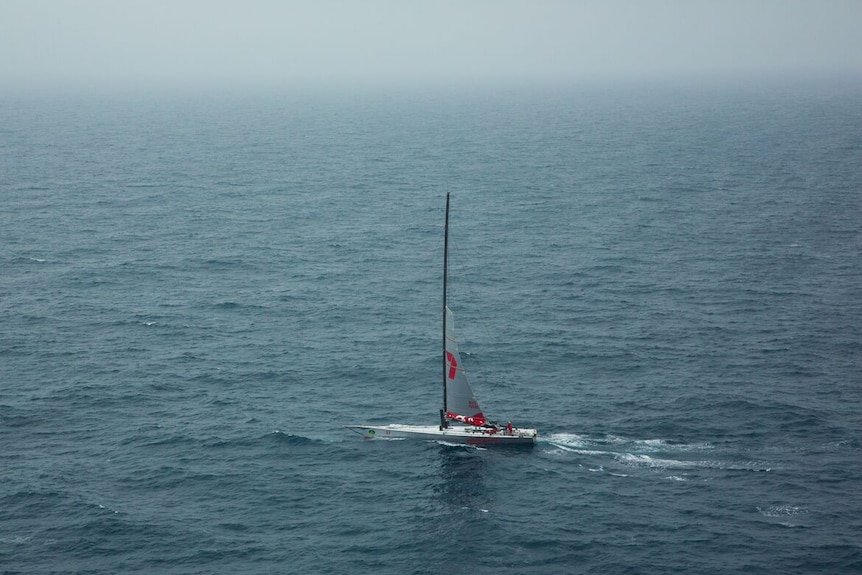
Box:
[2,80,861,574]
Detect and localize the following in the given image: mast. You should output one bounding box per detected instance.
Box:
[440,192,450,430]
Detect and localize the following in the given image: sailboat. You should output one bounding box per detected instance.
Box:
[345,194,538,446]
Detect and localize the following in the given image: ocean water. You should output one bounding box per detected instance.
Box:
[1,80,860,574]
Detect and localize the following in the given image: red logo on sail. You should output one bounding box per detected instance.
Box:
[446,351,458,379]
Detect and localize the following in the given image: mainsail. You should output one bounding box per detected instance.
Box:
[443,306,485,426]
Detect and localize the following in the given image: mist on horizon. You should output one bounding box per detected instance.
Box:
[2,0,860,93]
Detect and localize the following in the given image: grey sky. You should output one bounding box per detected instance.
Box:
[2,0,860,90]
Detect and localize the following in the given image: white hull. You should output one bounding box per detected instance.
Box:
[344,424,537,446]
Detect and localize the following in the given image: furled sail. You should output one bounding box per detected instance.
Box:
[444,307,485,426]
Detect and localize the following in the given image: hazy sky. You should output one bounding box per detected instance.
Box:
[2,0,860,90]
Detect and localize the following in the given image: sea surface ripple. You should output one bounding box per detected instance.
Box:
[2,82,860,574]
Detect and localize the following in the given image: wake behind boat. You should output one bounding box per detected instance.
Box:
[345,194,537,446]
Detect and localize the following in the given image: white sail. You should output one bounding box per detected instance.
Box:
[444,306,485,426]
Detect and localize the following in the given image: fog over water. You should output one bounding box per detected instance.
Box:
[2,0,860,92]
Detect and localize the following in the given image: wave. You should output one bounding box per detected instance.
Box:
[758,504,808,518]
[437,440,485,450]
[542,432,770,473]
[616,452,771,471]
[757,504,810,527]
[268,430,324,446]
[544,432,714,453]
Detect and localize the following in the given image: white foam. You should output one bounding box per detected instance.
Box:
[544,432,758,476]
[617,453,705,469]
[757,504,807,518]
[607,436,714,452]
[437,440,483,449]
[547,442,609,456]
[0,535,31,544]
[460,506,490,513]
[546,433,713,454]
[545,433,590,447]
[756,504,808,527]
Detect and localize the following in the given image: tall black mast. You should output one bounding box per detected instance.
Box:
[440,193,450,430]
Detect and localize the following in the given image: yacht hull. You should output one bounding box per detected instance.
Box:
[344,424,537,446]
